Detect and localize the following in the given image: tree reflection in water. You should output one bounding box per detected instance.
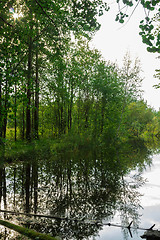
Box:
[0,142,152,239]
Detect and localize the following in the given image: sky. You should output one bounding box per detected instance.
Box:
[92,2,160,110]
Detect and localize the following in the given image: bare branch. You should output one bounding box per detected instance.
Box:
[34,0,58,32]
[117,0,141,30]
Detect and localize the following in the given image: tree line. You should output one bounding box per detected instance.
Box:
[0,0,159,144]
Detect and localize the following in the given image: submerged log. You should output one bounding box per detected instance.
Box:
[0,219,60,240]
[141,230,160,240]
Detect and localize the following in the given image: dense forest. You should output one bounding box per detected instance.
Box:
[0,0,160,147]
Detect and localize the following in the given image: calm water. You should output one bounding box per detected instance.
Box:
[0,142,160,239]
[94,153,160,240]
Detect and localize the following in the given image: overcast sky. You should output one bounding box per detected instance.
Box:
[92,3,160,110]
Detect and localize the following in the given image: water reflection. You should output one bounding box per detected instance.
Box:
[0,141,152,239]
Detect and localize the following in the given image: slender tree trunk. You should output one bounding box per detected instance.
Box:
[60,105,63,134]
[101,97,105,133]
[0,168,2,205]
[32,92,34,136]
[34,43,39,139]
[93,101,98,139]
[41,106,44,137]
[22,101,25,140]
[77,97,80,134]
[57,100,61,135]
[3,112,7,139]
[84,99,89,129]
[0,78,2,139]
[13,168,16,206]
[21,164,25,200]
[14,84,17,141]
[68,88,73,131]
[26,17,33,141]
[33,162,38,214]
[68,106,71,130]
[25,164,30,213]
[21,79,25,140]
[2,168,7,210]
[3,79,8,139]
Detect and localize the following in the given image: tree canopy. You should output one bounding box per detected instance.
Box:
[115,0,160,53]
[0,0,159,144]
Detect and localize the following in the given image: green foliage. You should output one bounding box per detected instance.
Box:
[115,0,160,53]
[153,68,160,88]
[123,101,158,141]
[0,0,159,145]
[139,16,160,53]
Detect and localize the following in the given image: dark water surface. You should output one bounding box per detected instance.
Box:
[0,141,159,239]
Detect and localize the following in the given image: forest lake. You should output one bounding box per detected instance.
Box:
[0,141,160,240]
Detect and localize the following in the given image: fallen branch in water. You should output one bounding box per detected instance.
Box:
[0,209,157,239]
[0,219,59,240]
